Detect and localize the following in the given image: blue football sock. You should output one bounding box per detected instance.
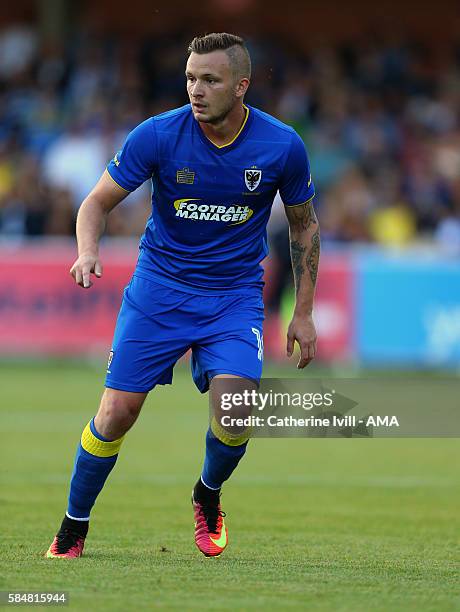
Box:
[66,418,125,520]
[201,428,248,490]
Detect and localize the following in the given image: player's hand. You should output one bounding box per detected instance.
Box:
[70,253,103,289]
[286,313,317,368]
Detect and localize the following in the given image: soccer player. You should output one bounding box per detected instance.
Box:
[46,32,319,559]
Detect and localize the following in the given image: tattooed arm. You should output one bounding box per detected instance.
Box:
[284,198,320,368]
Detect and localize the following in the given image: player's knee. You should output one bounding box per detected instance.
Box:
[96,389,146,436]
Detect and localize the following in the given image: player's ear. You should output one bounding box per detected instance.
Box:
[235,77,250,99]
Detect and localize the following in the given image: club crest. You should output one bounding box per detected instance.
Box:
[244,168,262,192]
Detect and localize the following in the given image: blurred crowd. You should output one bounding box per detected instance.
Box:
[1,24,460,252]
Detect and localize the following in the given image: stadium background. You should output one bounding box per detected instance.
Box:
[1,2,459,611]
[1,0,460,366]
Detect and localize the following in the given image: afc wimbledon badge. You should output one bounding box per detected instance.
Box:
[244,168,262,192]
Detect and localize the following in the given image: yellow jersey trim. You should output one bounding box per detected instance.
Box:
[284,194,316,208]
[81,422,125,457]
[206,105,249,149]
[105,168,131,193]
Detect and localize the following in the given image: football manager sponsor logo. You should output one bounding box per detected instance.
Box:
[173,198,253,225]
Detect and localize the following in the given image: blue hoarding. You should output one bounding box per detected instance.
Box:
[356,250,460,367]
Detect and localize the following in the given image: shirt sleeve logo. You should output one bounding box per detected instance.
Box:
[244,167,262,191]
[176,168,195,184]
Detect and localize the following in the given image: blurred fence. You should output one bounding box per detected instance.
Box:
[0,240,459,367]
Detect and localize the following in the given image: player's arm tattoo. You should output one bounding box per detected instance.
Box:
[290,240,306,288]
[306,228,320,285]
[285,199,320,292]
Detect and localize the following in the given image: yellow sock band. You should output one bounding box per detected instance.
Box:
[211,416,250,446]
[80,422,125,457]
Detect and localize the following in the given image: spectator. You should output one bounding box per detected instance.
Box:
[0,24,458,249]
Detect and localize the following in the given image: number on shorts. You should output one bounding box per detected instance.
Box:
[251,327,263,361]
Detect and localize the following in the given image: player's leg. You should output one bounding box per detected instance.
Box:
[46,275,191,558]
[66,388,146,522]
[46,389,146,558]
[191,291,264,557]
[199,373,255,493]
[192,374,256,557]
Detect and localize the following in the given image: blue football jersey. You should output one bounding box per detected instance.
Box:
[107,104,315,294]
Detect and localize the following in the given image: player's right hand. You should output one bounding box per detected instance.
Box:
[70,254,103,289]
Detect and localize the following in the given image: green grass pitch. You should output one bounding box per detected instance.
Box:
[1,362,459,611]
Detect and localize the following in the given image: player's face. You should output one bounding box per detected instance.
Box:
[186,51,244,124]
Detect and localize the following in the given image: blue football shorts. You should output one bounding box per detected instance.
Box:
[105,275,264,393]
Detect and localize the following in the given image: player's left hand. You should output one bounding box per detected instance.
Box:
[286,313,317,368]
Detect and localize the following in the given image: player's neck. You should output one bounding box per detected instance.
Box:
[199,104,247,148]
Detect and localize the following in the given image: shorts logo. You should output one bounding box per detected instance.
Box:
[176,168,195,184]
[244,167,262,192]
[107,349,114,373]
[251,328,263,361]
[113,153,120,167]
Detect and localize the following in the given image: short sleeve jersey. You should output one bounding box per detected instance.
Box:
[107,104,315,294]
